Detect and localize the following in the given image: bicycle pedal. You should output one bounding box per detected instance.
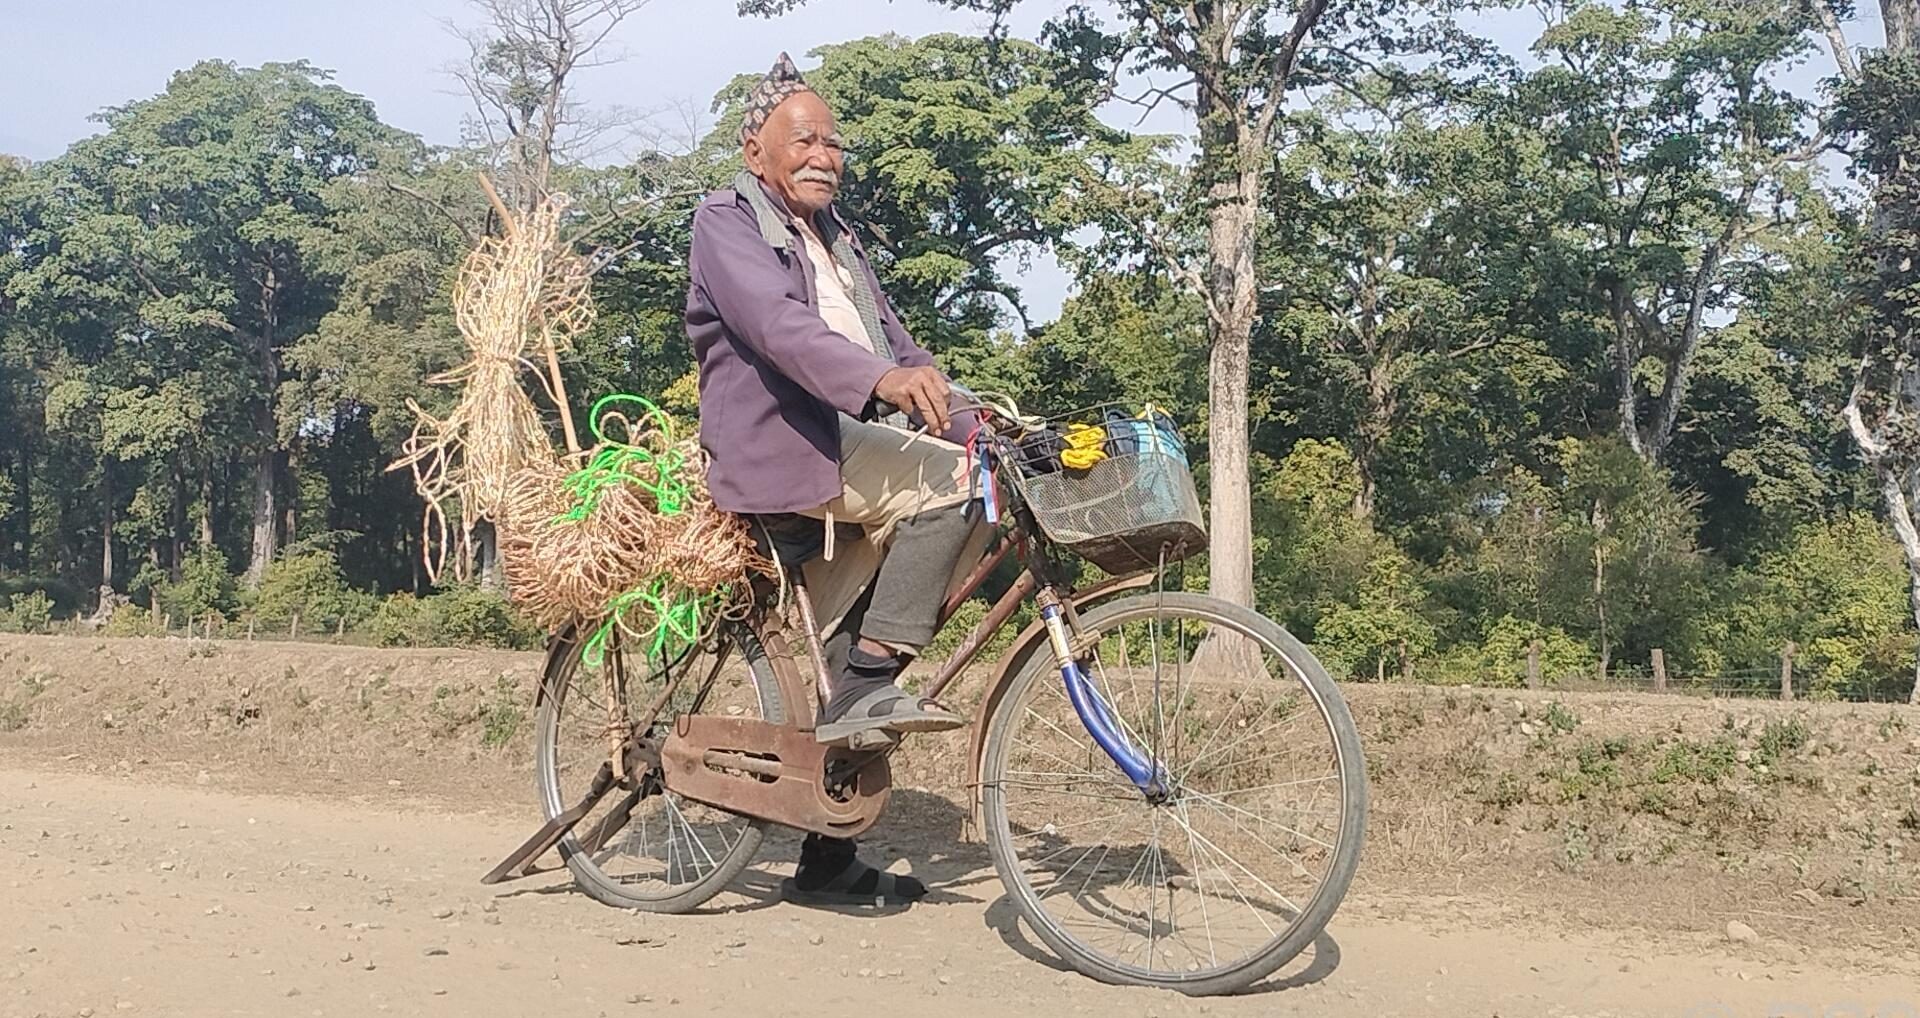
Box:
[846,728,901,751]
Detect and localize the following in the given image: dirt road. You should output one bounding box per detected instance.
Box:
[3,762,1916,1018]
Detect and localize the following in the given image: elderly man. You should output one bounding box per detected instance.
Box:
[683,53,984,906]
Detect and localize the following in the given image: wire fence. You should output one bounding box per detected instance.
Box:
[1409,644,1918,704]
[32,607,537,652]
[16,610,1920,704]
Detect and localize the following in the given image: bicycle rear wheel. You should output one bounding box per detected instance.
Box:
[979,593,1366,995]
[534,625,786,913]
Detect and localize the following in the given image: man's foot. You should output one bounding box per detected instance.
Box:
[781,835,926,907]
[814,683,964,745]
[814,645,965,746]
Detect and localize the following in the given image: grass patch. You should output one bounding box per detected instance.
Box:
[1753,716,1812,769]
[480,675,525,749]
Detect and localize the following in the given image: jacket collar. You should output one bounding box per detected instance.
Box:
[734,171,855,252]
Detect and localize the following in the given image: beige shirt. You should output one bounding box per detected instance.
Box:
[796,219,876,355]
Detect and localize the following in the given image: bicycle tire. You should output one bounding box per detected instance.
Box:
[979,592,1368,995]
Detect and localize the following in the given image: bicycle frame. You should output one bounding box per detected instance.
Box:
[791,514,1167,796]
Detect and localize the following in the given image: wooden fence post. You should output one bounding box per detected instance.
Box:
[206,612,216,640]
[150,600,161,628]
[1651,648,1668,693]
[246,618,255,641]
[335,617,346,638]
[290,613,300,640]
[1526,640,1542,689]
[1780,641,1796,701]
[163,613,172,635]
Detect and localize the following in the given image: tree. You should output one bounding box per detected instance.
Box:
[1717,513,1914,700]
[1658,193,1867,559]
[15,61,392,586]
[740,2,1487,671]
[451,0,658,214]
[1522,0,1824,465]
[286,145,481,593]
[1261,85,1560,519]
[1818,0,1920,701]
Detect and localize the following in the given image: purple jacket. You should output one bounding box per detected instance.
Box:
[685,178,968,514]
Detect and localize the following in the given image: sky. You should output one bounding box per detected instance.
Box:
[0,0,1878,324]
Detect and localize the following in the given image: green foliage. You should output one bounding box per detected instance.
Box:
[1753,716,1812,769]
[1254,440,1414,640]
[99,604,165,638]
[1315,553,1439,681]
[1650,736,1738,786]
[156,548,239,623]
[357,588,543,649]
[1,590,54,634]
[367,593,427,648]
[479,676,526,749]
[1709,515,1914,699]
[1449,615,1594,688]
[245,550,376,633]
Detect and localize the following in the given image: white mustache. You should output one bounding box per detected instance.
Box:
[793,167,840,188]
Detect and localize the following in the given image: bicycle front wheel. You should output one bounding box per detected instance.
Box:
[980,593,1367,995]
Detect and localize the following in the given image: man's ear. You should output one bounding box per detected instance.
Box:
[742,133,766,177]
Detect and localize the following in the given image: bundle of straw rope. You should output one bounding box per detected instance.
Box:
[390,182,586,583]
[499,395,766,665]
[391,175,766,664]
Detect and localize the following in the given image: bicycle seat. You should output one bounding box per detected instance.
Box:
[747,513,867,571]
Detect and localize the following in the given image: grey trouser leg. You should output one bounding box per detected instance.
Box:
[855,502,975,653]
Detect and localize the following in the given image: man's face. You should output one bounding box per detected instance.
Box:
[744,92,845,217]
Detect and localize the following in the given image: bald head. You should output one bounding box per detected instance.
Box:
[743,91,845,217]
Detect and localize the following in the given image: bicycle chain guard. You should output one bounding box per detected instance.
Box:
[659,715,892,839]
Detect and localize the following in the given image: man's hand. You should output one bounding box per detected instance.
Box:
[874,366,952,435]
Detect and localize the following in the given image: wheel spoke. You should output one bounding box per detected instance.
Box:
[985,596,1360,989]
[535,629,769,909]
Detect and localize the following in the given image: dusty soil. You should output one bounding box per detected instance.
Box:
[3,633,1920,1016]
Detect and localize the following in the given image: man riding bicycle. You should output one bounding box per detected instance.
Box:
[683,53,987,906]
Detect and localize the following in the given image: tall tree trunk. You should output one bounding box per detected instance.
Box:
[99,473,115,594]
[8,440,29,572]
[169,458,187,580]
[1355,343,1395,520]
[477,522,502,592]
[243,278,282,586]
[1608,287,1646,458]
[199,462,216,548]
[244,443,278,586]
[282,444,299,552]
[408,526,425,596]
[1192,120,1263,670]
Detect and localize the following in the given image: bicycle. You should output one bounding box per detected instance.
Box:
[482,397,1368,996]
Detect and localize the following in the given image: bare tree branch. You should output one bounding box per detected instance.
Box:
[382,179,480,246]
[1116,78,1198,125]
[1253,0,1333,143]
[1808,0,1860,82]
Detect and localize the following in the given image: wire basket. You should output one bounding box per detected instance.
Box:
[1008,414,1207,574]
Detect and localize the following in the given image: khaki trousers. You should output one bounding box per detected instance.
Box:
[796,417,992,649]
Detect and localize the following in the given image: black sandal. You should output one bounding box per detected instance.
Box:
[813,684,964,745]
[781,858,927,908]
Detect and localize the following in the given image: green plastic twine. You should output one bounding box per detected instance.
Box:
[555,394,690,524]
[559,393,722,670]
[580,578,714,669]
